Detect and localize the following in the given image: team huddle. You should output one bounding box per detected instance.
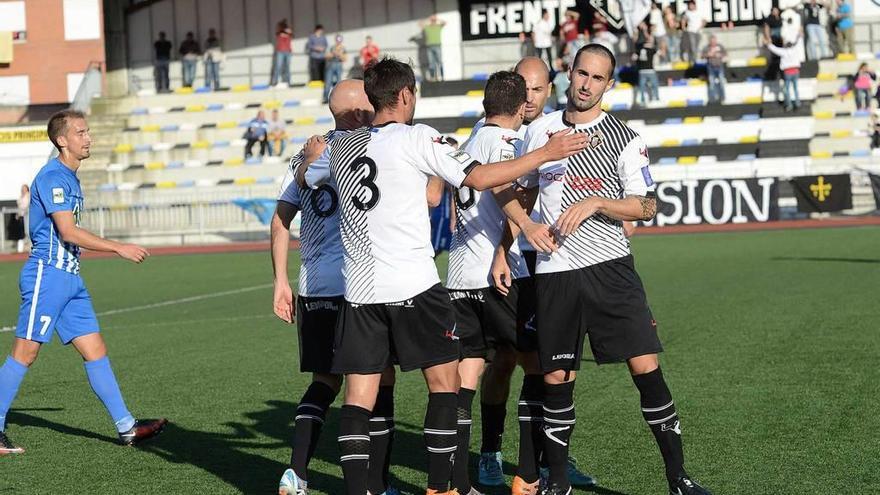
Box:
[271,45,713,495]
[0,41,710,495]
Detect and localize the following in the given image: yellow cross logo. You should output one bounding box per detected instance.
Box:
[810,176,831,202]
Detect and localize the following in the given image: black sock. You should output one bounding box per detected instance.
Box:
[367,385,395,495]
[452,387,476,492]
[632,368,685,483]
[424,392,458,491]
[516,374,545,483]
[480,401,507,453]
[543,381,576,489]
[339,405,372,495]
[290,381,338,480]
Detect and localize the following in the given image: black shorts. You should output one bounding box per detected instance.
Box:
[450,278,537,359]
[296,295,343,373]
[535,255,662,372]
[331,284,460,374]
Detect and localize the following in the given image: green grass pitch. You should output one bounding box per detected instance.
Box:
[0,227,878,494]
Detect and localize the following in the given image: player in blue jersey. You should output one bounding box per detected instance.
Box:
[0,110,167,455]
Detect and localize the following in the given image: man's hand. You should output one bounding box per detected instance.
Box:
[555,197,604,236]
[623,221,636,238]
[521,220,558,253]
[541,128,588,162]
[273,280,295,323]
[116,243,149,264]
[303,135,327,164]
[491,247,512,296]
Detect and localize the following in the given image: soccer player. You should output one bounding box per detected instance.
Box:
[495,44,713,495]
[304,58,587,495]
[0,110,166,454]
[272,80,399,495]
[473,57,596,491]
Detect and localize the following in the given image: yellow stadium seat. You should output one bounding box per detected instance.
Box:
[234,177,257,185]
[810,151,832,159]
[185,104,205,112]
[616,82,633,89]
[294,116,316,125]
[224,157,244,166]
[661,139,680,147]
[831,129,851,138]
[145,161,165,170]
[817,72,837,81]
[743,96,763,104]
[667,100,686,108]
[747,57,767,67]
[232,84,250,92]
[687,79,706,86]
[217,121,238,129]
[836,53,856,61]
[141,124,161,132]
[262,100,282,110]
[677,156,698,165]
[191,140,210,149]
[601,103,610,111]
[813,111,834,119]
[671,61,690,70]
[739,135,759,143]
[455,128,473,135]
[113,143,133,154]
[307,80,325,88]
[683,116,703,124]
[156,181,177,189]
[466,90,484,97]
[174,87,193,94]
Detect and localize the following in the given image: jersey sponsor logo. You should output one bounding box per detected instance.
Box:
[444,324,460,341]
[661,420,682,435]
[499,150,515,161]
[385,298,415,308]
[587,130,605,149]
[52,188,64,204]
[524,314,537,332]
[501,135,519,145]
[641,165,654,187]
[305,300,339,312]
[551,353,575,360]
[567,176,604,191]
[448,149,473,165]
[449,290,485,302]
[540,171,565,182]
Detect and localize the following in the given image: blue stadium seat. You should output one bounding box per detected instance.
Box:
[257,177,276,184]
[284,100,301,107]
[251,83,270,91]
[736,153,757,160]
[461,110,479,117]
[98,184,118,192]
[213,140,230,148]
[207,103,224,111]
[740,114,760,121]
[167,161,184,169]
[134,144,152,152]
[195,86,212,93]
[160,124,179,131]
[658,157,678,165]
[472,73,489,81]
[664,117,683,124]
[245,157,262,165]
[850,149,870,157]
[611,103,629,111]
[132,107,148,115]
[686,99,704,106]
[291,137,307,144]
[681,138,700,146]
[177,180,196,187]
[316,116,333,124]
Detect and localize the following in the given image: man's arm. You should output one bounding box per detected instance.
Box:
[491,184,556,253]
[555,195,656,236]
[52,211,148,263]
[294,135,328,187]
[427,177,445,207]
[462,129,587,190]
[270,200,299,323]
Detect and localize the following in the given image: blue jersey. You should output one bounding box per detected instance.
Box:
[29,159,83,274]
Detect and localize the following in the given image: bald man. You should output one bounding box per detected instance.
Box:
[272,80,398,495]
[473,57,597,490]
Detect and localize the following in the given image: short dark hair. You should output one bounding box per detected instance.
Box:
[572,43,617,78]
[364,57,416,113]
[483,71,526,118]
[47,110,86,151]
[315,24,323,31]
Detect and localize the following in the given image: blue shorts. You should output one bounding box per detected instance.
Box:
[15,259,100,345]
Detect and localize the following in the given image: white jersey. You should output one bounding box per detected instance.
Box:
[306,122,477,304]
[447,124,529,290]
[470,117,541,253]
[519,111,655,274]
[278,130,345,297]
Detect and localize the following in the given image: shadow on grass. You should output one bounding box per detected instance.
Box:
[772,256,880,264]
[9,411,118,445]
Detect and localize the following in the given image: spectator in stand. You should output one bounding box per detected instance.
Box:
[153,32,172,92]
[204,28,223,90]
[267,110,288,157]
[564,33,588,67]
[306,25,328,82]
[591,11,619,56]
[763,7,784,45]
[802,0,831,60]
[519,31,537,58]
[7,185,29,253]
[702,35,728,104]
[835,0,854,55]
[559,10,586,61]
[870,109,880,149]
[634,22,659,107]
[762,8,784,104]
[243,110,269,158]
[663,6,681,62]
[649,3,668,63]
[360,36,380,69]
[764,36,803,111]
[323,35,346,104]
[680,1,706,63]
[179,32,200,88]
[534,10,555,67]
[553,58,570,110]
[272,20,293,86]
[853,63,876,110]
[420,14,447,81]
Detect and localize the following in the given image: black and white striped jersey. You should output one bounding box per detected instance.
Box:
[519,111,655,274]
[447,124,530,290]
[306,122,477,304]
[471,116,542,253]
[277,130,345,297]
